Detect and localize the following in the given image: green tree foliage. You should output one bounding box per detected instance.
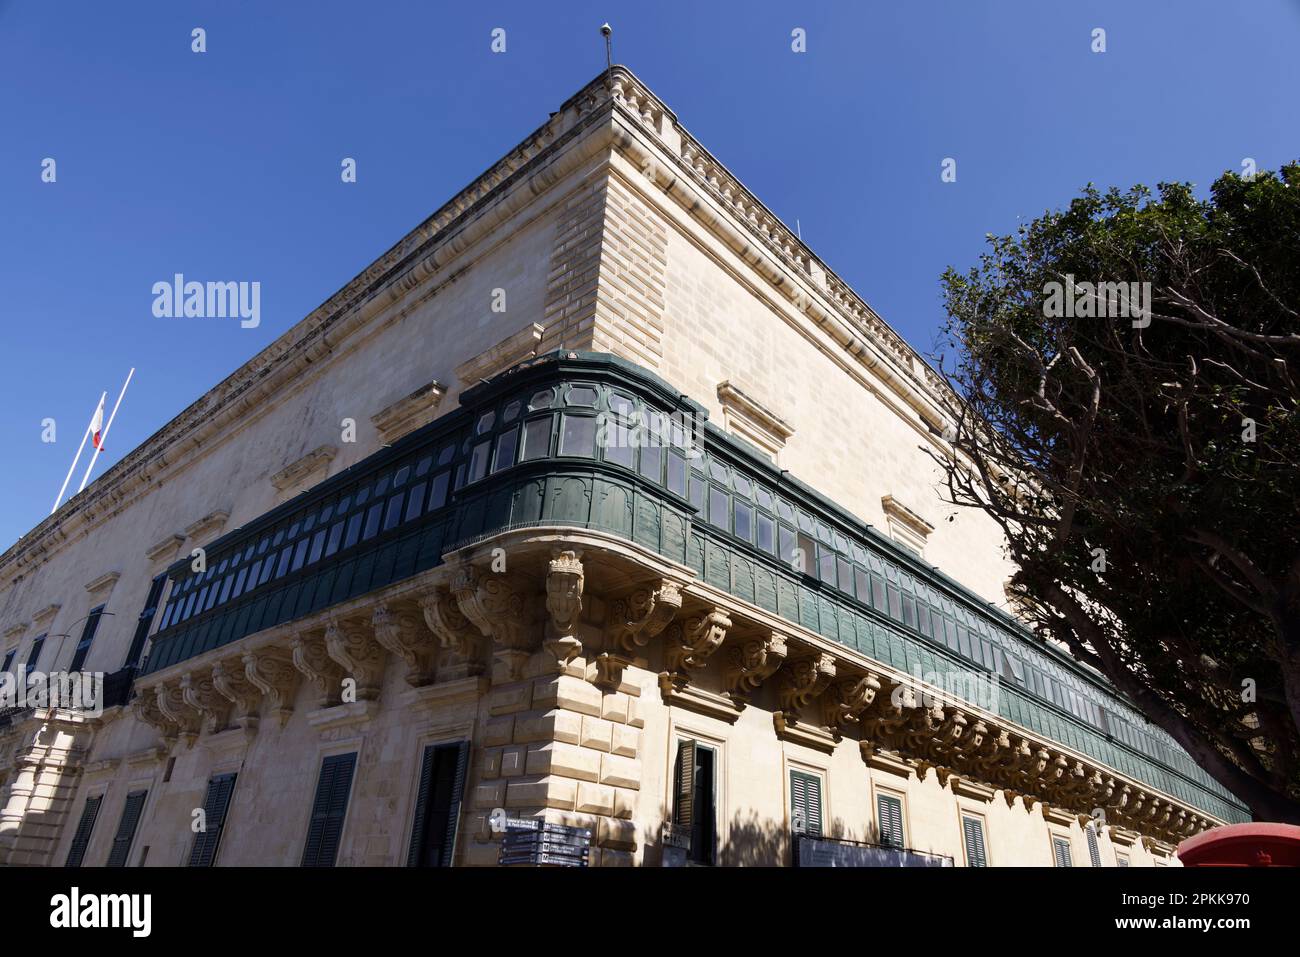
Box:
[935,164,1300,821]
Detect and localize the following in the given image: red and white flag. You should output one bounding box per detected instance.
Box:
[90,401,104,449]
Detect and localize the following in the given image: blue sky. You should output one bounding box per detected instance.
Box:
[1,0,1297,550]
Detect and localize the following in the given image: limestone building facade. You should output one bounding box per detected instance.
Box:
[0,67,1247,868]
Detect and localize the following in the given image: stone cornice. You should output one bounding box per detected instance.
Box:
[84,571,121,599]
[145,533,186,564]
[880,495,935,539]
[269,446,338,493]
[454,322,545,387]
[716,380,795,459]
[31,604,60,627]
[184,510,230,544]
[370,381,447,444]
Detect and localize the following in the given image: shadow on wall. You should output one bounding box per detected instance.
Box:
[643,811,857,867]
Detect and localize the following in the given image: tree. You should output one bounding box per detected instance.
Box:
[934,164,1300,822]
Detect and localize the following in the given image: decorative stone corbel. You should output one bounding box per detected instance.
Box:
[820,672,881,736]
[242,647,300,727]
[372,603,438,687]
[324,617,387,701]
[608,581,683,653]
[543,548,584,670]
[662,607,731,690]
[597,580,684,690]
[291,632,346,708]
[724,631,788,704]
[419,586,486,679]
[154,683,198,746]
[931,708,969,756]
[211,658,261,735]
[133,690,178,748]
[452,564,533,682]
[181,671,232,736]
[777,652,836,716]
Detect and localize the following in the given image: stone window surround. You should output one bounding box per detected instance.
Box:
[783,754,828,838]
[715,380,794,462]
[666,717,727,865]
[370,381,447,445]
[146,533,186,567]
[270,446,339,497]
[880,495,934,556]
[871,781,910,849]
[958,807,990,867]
[184,509,231,545]
[454,322,545,389]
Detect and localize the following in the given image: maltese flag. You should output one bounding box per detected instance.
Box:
[90,400,105,449]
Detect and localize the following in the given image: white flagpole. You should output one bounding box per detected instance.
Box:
[52,392,105,514]
[77,368,134,494]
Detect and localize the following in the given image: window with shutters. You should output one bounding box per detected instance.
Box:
[788,770,823,839]
[188,773,237,867]
[673,739,717,865]
[876,792,905,849]
[406,741,470,867]
[1052,835,1073,867]
[302,753,357,867]
[961,814,988,867]
[24,634,46,678]
[124,575,167,670]
[106,790,148,867]
[1085,824,1103,867]
[69,606,104,672]
[65,794,103,867]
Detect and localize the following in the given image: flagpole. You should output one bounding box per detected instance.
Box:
[77,368,134,494]
[52,392,105,514]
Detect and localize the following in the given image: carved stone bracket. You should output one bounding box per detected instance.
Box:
[133,690,178,748]
[211,658,261,735]
[181,671,232,736]
[543,548,584,670]
[662,607,731,690]
[324,617,387,701]
[242,647,300,727]
[291,632,346,708]
[724,631,788,704]
[820,671,881,737]
[452,564,534,682]
[609,580,683,653]
[777,653,836,716]
[372,603,438,687]
[419,586,486,679]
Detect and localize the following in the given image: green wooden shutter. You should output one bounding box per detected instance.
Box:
[440,741,471,867]
[69,607,104,672]
[188,773,237,867]
[406,745,437,867]
[1086,825,1102,867]
[877,794,904,848]
[124,575,167,669]
[962,816,987,867]
[789,770,823,838]
[301,753,357,867]
[405,741,471,867]
[105,790,148,867]
[65,794,103,867]
[1053,836,1073,867]
[24,634,46,677]
[673,739,697,828]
